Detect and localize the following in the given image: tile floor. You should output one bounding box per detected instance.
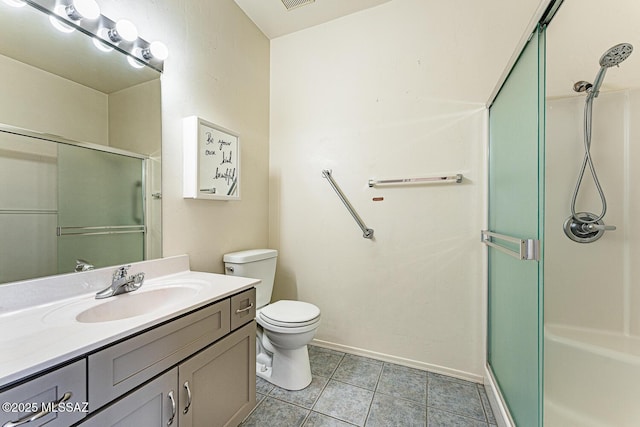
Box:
[240,345,497,427]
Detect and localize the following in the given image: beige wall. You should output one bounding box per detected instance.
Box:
[100,0,271,273]
[0,54,109,145]
[270,0,541,379]
[546,90,640,336]
[109,80,161,157]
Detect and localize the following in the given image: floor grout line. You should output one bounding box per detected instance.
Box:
[361,360,385,426]
[476,384,491,424]
[246,345,489,427]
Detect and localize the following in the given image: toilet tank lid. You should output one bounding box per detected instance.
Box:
[223,249,278,263]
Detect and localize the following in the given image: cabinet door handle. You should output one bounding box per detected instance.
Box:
[167,391,176,426]
[236,303,254,314]
[183,381,192,414]
[3,391,72,427]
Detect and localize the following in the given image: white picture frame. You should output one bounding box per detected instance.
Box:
[183,116,240,200]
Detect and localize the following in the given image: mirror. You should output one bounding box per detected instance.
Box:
[0,1,162,284]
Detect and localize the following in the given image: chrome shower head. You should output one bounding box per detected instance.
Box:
[599,43,633,68]
[586,43,633,98]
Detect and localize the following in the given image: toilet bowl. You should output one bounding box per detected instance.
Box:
[223,249,321,390]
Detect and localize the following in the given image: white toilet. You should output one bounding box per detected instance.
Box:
[223,249,321,390]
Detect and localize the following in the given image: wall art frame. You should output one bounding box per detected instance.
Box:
[183,116,240,200]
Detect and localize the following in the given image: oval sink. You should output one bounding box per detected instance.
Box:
[76,287,198,323]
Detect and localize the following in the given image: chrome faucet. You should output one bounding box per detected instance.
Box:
[95,265,145,299]
[75,259,94,272]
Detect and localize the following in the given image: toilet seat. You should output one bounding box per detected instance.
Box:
[258,300,320,331]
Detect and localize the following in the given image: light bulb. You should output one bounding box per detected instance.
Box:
[127,55,145,69]
[142,41,168,61]
[3,0,26,7]
[150,41,169,60]
[49,5,75,33]
[92,29,113,52]
[108,19,138,43]
[66,0,100,20]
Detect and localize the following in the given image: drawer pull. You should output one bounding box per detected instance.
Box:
[235,303,254,314]
[3,391,72,427]
[183,381,192,414]
[167,391,176,426]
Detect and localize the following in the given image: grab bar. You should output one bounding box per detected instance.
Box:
[481,230,540,261]
[368,174,463,187]
[57,225,146,237]
[322,169,374,239]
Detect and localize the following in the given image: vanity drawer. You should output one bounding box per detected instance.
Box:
[88,299,230,411]
[230,288,256,330]
[0,360,87,427]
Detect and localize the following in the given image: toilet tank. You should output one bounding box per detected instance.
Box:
[223,249,277,309]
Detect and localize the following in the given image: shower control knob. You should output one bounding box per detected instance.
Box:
[583,223,616,232]
[564,212,615,243]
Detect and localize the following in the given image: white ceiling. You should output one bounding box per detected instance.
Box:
[234,0,392,39]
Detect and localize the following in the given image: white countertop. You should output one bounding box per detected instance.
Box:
[0,255,259,388]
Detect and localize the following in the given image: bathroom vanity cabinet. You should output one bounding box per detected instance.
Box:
[0,287,256,427]
[81,321,255,427]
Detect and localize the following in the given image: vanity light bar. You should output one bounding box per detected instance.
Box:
[20,0,167,72]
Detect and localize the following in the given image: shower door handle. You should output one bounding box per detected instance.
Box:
[481,230,540,261]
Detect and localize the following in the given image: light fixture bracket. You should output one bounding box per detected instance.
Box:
[64,4,82,20]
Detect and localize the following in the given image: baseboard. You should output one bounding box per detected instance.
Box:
[484,365,515,427]
[311,338,484,384]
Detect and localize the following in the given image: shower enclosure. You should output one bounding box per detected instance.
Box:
[544,0,640,424]
[0,129,147,284]
[486,0,640,425]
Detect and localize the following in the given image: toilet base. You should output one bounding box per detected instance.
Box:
[256,344,312,390]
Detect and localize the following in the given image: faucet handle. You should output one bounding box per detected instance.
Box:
[113,265,131,280]
[126,272,145,292]
[75,259,94,272]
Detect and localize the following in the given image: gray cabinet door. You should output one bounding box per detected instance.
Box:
[179,321,256,427]
[79,368,178,427]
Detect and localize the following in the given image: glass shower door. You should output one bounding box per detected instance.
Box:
[486,26,545,426]
[57,144,145,273]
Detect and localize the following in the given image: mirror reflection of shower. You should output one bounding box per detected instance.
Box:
[563,43,633,243]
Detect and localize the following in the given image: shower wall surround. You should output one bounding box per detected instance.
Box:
[546,90,640,336]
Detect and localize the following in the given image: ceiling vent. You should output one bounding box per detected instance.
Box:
[280,0,315,11]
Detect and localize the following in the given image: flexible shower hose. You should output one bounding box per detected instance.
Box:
[570,94,608,223]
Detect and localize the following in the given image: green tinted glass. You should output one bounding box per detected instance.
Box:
[488,26,545,427]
